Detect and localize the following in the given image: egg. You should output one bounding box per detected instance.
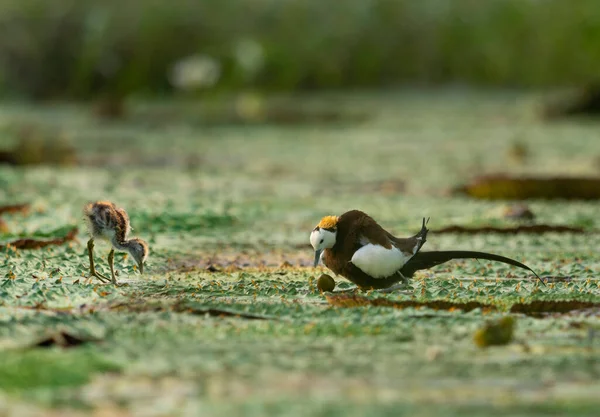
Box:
[317,274,335,292]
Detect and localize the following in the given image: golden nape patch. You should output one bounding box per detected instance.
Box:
[318,215,339,229]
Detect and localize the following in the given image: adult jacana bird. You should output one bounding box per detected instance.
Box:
[309,210,542,291]
[83,201,148,285]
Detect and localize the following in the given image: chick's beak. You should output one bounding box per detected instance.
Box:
[313,249,323,267]
[139,262,144,274]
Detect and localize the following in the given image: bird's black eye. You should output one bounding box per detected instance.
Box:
[320,239,324,244]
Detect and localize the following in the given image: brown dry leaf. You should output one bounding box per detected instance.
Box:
[510,300,600,315]
[173,303,273,320]
[453,175,600,200]
[0,226,78,250]
[327,295,600,317]
[433,224,585,235]
[34,330,98,348]
[0,204,31,234]
[0,203,30,215]
[325,294,495,313]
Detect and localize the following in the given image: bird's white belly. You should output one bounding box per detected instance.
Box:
[96,229,116,242]
[351,244,412,278]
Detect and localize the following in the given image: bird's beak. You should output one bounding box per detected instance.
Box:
[313,249,323,267]
[139,263,144,274]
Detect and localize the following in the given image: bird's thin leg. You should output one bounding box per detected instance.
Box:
[87,239,110,283]
[107,249,118,285]
[376,272,411,294]
[376,282,411,294]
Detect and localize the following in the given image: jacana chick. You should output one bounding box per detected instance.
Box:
[83,201,148,285]
[310,210,542,291]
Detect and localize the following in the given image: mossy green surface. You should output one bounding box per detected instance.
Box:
[0,92,599,415]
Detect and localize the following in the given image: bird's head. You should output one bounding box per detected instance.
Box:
[310,215,339,267]
[127,238,149,274]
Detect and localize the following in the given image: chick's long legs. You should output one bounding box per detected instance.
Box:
[87,239,110,283]
[108,248,118,285]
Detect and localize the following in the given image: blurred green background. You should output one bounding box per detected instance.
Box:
[1,0,599,100]
[3,2,600,416]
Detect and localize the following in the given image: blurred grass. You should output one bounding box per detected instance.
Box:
[2,0,600,99]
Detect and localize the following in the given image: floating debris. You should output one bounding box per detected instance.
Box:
[473,316,515,348]
[34,330,99,349]
[173,302,274,320]
[502,204,535,222]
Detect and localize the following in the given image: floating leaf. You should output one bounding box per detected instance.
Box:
[0,227,78,250]
[510,300,600,315]
[326,294,495,312]
[454,175,600,200]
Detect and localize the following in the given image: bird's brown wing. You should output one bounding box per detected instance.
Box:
[114,208,131,241]
[387,217,430,255]
[355,215,394,249]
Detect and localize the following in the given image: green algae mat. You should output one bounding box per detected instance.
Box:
[1,92,600,416]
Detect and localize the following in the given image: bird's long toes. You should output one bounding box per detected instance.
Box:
[89,271,110,283]
[334,287,360,294]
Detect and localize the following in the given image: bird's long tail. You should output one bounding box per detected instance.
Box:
[400,250,544,286]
